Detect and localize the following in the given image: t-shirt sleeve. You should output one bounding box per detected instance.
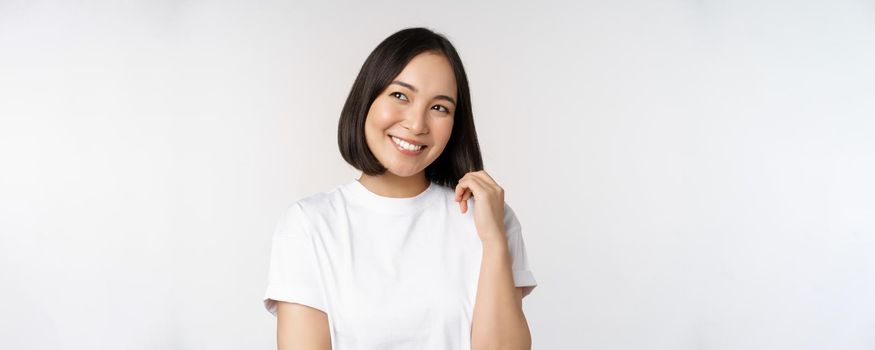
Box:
[503,202,538,298]
[262,202,327,316]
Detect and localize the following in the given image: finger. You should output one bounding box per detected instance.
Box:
[472,171,503,194]
[465,175,487,195]
[454,172,475,201]
[455,185,467,203]
[472,170,497,186]
[454,178,468,201]
[455,179,467,212]
[461,177,486,206]
[461,188,472,213]
[471,173,503,199]
[457,177,477,213]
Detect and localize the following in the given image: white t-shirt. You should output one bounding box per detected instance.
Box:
[262,177,537,349]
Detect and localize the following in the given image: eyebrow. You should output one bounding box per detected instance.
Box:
[390,80,456,105]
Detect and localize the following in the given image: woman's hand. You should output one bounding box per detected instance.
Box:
[454,170,506,243]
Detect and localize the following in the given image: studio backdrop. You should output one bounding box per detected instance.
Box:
[0,1,873,349]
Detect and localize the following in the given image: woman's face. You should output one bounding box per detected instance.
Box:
[364,52,457,178]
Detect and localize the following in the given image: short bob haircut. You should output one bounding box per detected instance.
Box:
[337,27,483,190]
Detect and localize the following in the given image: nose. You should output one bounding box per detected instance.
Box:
[401,107,428,135]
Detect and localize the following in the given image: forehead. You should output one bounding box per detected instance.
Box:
[392,52,457,98]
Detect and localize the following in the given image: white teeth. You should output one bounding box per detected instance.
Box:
[391,136,423,151]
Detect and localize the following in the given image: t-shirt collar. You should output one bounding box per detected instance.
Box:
[342,177,441,213]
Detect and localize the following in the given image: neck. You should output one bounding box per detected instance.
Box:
[357,171,430,198]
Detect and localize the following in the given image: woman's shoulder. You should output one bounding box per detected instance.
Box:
[284,182,347,216]
[273,183,348,237]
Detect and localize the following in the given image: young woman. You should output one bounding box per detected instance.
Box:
[263,27,537,350]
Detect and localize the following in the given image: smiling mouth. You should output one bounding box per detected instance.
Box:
[389,135,427,154]
[389,134,426,146]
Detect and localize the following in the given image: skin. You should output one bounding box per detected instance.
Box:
[358,51,457,198]
[457,171,532,350]
[276,51,530,350]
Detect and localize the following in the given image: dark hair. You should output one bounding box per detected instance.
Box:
[337,27,482,189]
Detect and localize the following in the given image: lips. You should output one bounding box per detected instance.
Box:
[388,134,426,155]
[389,134,426,147]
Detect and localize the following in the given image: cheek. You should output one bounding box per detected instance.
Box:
[366,100,399,129]
[432,120,454,148]
[364,109,390,142]
[441,119,454,138]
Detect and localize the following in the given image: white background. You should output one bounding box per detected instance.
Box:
[1,0,874,349]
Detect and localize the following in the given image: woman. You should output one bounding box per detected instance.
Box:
[263,27,537,349]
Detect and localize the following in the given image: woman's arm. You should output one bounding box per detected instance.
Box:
[470,236,533,350]
[275,301,331,350]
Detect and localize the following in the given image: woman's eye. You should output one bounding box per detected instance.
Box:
[433,105,449,113]
[390,92,408,101]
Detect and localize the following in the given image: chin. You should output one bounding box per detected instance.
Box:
[381,161,426,177]
[386,168,422,178]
